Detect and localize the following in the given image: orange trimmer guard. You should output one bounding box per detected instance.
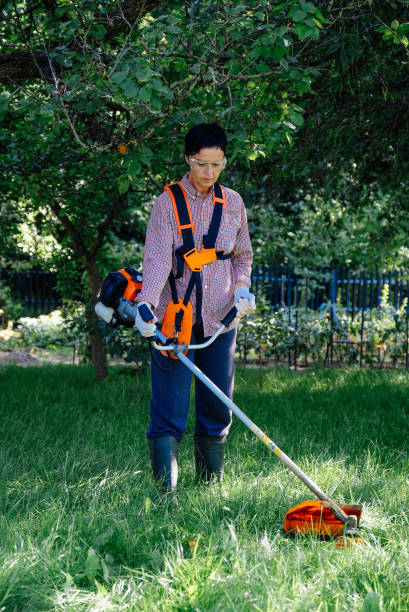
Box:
[283,501,362,537]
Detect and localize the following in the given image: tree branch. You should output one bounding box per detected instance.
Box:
[0,0,164,82]
[89,192,129,258]
[49,200,90,264]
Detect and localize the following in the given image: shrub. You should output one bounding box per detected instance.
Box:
[16,309,75,348]
[0,280,22,328]
[65,303,150,368]
[237,286,409,368]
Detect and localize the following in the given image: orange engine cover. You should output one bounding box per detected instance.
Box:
[283,500,362,537]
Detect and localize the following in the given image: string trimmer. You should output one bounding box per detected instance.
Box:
[112,298,363,539]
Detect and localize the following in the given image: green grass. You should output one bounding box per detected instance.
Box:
[0,364,408,611]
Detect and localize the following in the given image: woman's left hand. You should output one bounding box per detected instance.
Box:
[234,287,256,316]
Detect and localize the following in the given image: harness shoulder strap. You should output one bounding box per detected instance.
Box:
[164,182,194,248]
[203,183,226,249]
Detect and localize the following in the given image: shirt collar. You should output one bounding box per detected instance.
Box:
[180,173,214,199]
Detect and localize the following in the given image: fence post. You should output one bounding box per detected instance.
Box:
[280,266,285,309]
[369,270,374,309]
[274,265,279,309]
[351,270,357,322]
[346,269,350,326]
[360,271,366,368]
[287,266,292,369]
[405,274,409,370]
[267,264,273,305]
[329,269,337,366]
[294,275,299,370]
[394,270,398,310]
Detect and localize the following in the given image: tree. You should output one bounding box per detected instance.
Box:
[0,0,326,380]
[239,0,409,271]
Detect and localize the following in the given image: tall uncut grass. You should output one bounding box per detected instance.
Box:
[0,364,408,611]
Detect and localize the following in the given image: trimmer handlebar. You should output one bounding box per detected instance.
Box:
[116,299,239,353]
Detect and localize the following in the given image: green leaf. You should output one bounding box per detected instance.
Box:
[300,1,317,14]
[0,97,8,114]
[89,26,107,40]
[55,6,70,17]
[295,23,318,41]
[314,8,330,24]
[111,70,129,84]
[139,87,152,103]
[134,66,154,83]
[121,78,139,99]
[54,55,72,68]
[94,527,114,547]
[232,129,248,142]
[83,102,98,114]
[391,20,399,29]
[140,145,153,163]
[362,592,381,612]
[85,547,99,580]
[118,176,130,194]
[288,111,304,126]
[145,497,151,514]
[291,9,307,23]
[150,94,162,111]
[128,159,142,176]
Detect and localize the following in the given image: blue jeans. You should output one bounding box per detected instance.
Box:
[147,324,237,441]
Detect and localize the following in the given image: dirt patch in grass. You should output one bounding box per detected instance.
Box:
[0,347,73,366]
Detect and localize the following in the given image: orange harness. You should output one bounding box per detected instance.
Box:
[160,181,230,357]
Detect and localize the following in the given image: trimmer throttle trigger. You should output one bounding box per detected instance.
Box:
[138,303,154,324]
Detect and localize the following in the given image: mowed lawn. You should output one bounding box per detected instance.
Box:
[0,364,408,611]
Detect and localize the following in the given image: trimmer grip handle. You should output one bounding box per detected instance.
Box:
[138,303,154,323]
[221,306,238,328]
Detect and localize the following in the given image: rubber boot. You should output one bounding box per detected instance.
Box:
[194,433,226,482]
[148,436,179,496]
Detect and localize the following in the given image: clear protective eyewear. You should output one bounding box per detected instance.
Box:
[189,156,227,170]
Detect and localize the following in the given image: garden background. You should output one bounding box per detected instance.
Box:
[1,1,409,611]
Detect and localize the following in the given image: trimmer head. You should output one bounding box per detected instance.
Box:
[283,501,362,537]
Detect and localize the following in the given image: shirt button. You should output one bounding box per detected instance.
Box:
[204,285,208,289]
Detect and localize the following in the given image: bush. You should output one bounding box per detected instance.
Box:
[65,303,150,368]
[237,285,409,368]
[0,280,22,327]
[16,309,75,348]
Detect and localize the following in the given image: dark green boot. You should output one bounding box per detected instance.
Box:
[148,436,179,494]
[194,433,226,482]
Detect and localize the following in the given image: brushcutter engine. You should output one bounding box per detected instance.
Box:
[95,267,142,327]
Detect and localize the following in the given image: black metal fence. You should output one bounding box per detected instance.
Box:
[249,266,409,368]
[251,266,409,314]
[0,268,61,316]
[2,265,409,367]
[2,265,409,318]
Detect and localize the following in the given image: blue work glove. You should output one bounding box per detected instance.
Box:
[134,302,158,337]
[234,287,256,316]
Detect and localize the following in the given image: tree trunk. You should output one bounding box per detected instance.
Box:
[86,259,108,382]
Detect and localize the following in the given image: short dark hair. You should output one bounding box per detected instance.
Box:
[184,123,227,156]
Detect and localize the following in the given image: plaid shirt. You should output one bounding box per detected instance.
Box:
[136,173,253,336]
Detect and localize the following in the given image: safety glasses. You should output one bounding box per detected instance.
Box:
[188,156,227,169]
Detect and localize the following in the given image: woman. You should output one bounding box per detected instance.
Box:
[135,123,255,494]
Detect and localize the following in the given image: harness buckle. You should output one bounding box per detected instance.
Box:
[183,247,218,272]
